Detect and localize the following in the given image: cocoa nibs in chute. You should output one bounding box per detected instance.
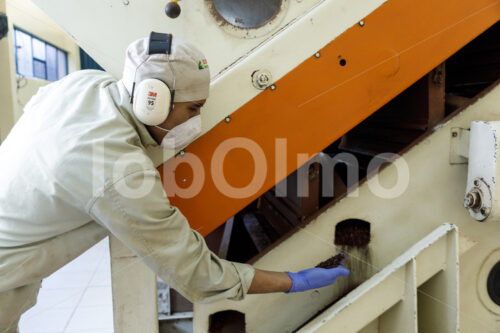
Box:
[334,219,370,247]
[316,252,347,269]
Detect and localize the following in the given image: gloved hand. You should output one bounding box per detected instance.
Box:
[285,266,350,293]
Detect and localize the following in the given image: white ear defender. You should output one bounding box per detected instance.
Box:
[132,78,171,126]
[130,32,176,126]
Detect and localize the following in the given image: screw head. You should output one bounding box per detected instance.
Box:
[270,84,277,91]
[474,179,480,187]
[178,150,185,157]
[225,117,231,123]
[359,20,365,27]
[257,73,270,85]
[123,0,130,5]
[452,131,458,137]
[314,52,321,58]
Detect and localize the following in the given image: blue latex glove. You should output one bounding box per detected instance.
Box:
[285,266,350,293]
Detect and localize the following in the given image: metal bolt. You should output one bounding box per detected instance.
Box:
[314,52,321,58]
[178,150,185,157]
[465,190,483,210]
[474,179,480,187]
[359,20,365,27]
[123,0,130,5]
[252,70,273,90]
[225,117,231,123]
[270,84,277,91]
[451,131,458,137]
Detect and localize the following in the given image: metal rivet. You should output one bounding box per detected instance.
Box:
[270,84,277,91]
[474,179,480,187]
[314,52,321,58]
[359,20,365,27]
[452,131,458,137]
[123,0,130,5]
[179,150,185,157]
[225,117,231,123]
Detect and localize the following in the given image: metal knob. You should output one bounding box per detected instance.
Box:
[165,1,181,19]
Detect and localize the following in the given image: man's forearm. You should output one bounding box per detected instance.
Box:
[247,269,292,294]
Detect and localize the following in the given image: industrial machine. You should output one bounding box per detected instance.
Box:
[32,0,500,331]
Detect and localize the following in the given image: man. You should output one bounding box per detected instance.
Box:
[0,34,349,332]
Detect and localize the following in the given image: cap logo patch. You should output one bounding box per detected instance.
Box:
[198,59,209,70]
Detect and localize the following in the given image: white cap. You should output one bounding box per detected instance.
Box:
[122,36,210,102]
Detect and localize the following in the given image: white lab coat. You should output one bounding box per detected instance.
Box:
[0,70,254,328]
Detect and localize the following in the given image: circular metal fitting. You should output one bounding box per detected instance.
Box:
[252,70,273,90]
[487,261,500,306]
[269,84,277,91]
[465,177,492,221]
[314,52,321,58]
[477,249,500,315]
[212,0,282,29]
[359,20,365,27]
[178,150,186,157]
[224,117,231,123]
[123,0,130,5]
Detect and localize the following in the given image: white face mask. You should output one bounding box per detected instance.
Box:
[157,115,202,149]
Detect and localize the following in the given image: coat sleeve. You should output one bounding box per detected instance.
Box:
[87,169,255,303]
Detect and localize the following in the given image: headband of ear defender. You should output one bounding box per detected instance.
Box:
[132,32,175,126]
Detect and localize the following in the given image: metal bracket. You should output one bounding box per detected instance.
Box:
[464,121,500,222]
[449,127,469,164]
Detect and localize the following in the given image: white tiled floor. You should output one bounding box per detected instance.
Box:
[19,238,114,333]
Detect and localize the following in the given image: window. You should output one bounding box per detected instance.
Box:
[14,27,68,81]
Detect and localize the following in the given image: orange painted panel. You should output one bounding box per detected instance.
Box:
[159,0,500,236]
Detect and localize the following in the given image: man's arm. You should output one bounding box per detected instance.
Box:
[248,269,292,294]
[89,169,349,301]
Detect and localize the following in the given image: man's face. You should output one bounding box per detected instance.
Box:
[162,99,206,130]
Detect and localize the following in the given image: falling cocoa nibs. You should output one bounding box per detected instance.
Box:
[316,252,346,269]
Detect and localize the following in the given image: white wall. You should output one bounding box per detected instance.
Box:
[0,0,80,139]
[0,0,16,142]
[14,76,50,121]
